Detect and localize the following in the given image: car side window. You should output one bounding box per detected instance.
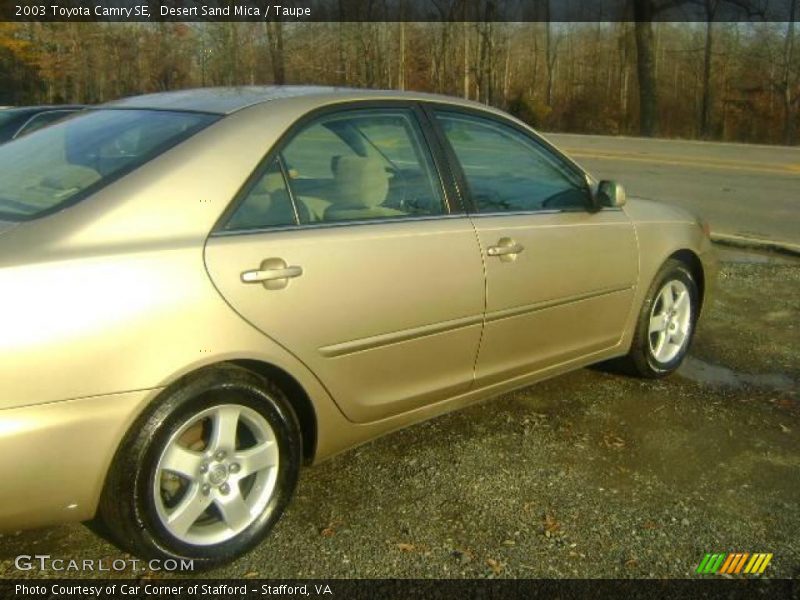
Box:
[279,109,445,224]
[435,112,589,213]
[224,159,298,231]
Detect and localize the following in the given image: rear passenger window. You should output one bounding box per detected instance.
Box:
[281,110,445,224]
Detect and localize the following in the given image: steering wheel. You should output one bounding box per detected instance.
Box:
[540,188,580,209]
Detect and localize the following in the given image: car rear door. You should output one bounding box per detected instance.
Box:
[204,104,485,423]
[430,107,638,386]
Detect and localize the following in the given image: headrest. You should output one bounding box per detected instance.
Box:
[333,156,388,209]
[254,171,286,195]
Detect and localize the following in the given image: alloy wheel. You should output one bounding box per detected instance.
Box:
[647,279,692,364]
[153,404,279,546]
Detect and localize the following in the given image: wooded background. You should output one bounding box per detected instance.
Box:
[0,16,797,144]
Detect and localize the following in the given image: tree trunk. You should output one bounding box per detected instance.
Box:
[699,1,718,139]
[398,21,405,90]
[503,43,510,105]
[782,0,797,145]
[545,17,557,107]
[633,0,658,137]
[337,20,346,85]
[463,21,470,99]
[265,21,285,85]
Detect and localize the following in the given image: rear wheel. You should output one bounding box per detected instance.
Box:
[90,364,301,567]
[620,259,699,378]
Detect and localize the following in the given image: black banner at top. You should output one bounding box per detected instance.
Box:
[1,0,798,23]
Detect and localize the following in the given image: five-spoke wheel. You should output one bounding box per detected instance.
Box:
[154,404,280,546]
[647,279,692,364]
[90,364,301,566]
[619,258,699,378]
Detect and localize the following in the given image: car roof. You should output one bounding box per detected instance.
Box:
[101,86,493,115]
[3,105,84,115]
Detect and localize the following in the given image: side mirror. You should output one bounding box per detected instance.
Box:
[596,180,627,208]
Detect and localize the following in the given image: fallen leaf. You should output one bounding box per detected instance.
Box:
[452,547,475,564]
[397,543,415,552]
[319,519,343,537]
[642,520,659,530]
[486,558,504,575]
[625,558,638,568]
[779,423,791,433]
[543,512,561,535]
[243,571,259,578]
[602,432,626,449]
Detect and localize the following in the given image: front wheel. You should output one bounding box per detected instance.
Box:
[621,259,700,378]
[90,364,302,567]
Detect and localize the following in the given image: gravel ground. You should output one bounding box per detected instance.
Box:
[1,255,798,580]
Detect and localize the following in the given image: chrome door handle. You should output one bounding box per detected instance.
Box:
[241,266,303,283]
[487,239,524,257]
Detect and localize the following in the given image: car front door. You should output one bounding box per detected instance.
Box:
[431,108,638,386]
[204,105,485,423]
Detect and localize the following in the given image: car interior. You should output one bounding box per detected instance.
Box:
[0,109,214,219]
[225,113,446,231]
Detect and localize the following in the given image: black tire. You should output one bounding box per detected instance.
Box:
[89,363,302,568]
[618,258,700,378]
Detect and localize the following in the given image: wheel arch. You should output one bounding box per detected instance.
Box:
[125,359,319,467]
[227,359,318,465]
[668,248,705,312]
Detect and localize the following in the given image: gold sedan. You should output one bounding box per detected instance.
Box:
[0,87,717,566]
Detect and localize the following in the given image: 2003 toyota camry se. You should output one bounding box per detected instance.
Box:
[0,87,717,566]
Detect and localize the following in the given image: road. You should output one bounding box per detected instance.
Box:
[543,133,800,250]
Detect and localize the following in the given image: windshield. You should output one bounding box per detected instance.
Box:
[0,109,218,221]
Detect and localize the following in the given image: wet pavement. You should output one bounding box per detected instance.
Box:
[0,247,797,579]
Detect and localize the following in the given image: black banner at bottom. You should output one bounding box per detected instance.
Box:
[1,578,798,600]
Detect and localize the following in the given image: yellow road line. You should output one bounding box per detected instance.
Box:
[563,148,800,175]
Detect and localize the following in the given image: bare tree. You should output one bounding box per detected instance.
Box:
[698,0,721,138]
[545,20,562,107]
[781,0,798,144]
[265,21,285,84]
[633,0,659,136]
[1,18,797,145]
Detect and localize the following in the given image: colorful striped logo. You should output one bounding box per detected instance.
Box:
[696,553,773,575]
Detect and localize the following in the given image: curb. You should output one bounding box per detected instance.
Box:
[710,233,800,257]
